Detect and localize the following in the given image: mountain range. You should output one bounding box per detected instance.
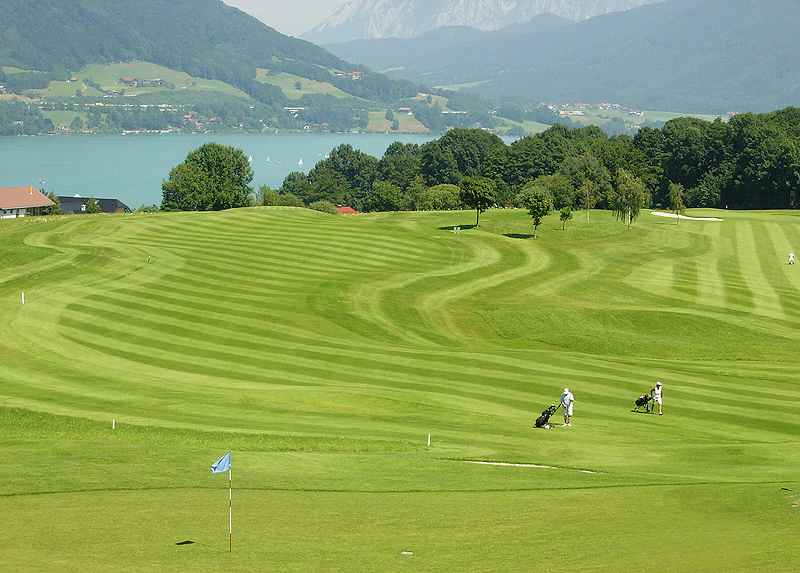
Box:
[328,0,800,113]
[303,0,657,44]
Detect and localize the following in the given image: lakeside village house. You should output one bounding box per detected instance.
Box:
[0,187,131,218]
[57,196,131,214]
[0,187,54,219]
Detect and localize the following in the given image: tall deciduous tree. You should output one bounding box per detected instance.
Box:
[531,173,575,210]
[259,185,280,206]
[667,182,686,224]
[418,184,461,211]
[459,176,496,226]
[517,184,552,238]
[365,181,407,212]
[611,169,647,228]
[162,143,253,211]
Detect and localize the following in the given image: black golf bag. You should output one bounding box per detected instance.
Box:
[534,404,559,428]
[634,394,652,412]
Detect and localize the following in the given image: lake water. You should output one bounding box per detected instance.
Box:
[0,133,436,208]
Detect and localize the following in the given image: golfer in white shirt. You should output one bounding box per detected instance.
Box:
[560,388,574,427]
[651,381,664,415]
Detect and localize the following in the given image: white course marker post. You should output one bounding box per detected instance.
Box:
[228,465,233,553]
[20,291,25,305]
[112,419,116,430]
[427,433,431,448]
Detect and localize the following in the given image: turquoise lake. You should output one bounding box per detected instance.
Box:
[0,133,437,208]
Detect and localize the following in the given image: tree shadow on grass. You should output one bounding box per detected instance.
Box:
[504,233,534,239]
[438,224,477,232]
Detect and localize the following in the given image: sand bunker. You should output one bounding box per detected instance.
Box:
[464,460,596,474]
[651,211,723,222]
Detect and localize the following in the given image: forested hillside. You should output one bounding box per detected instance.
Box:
[0,0,415,104]
[273,108,800,212]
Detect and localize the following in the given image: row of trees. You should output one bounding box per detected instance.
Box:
[161,107,800,217]
[272,107,800,213]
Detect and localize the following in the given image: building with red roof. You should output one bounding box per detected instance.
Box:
[0,187,54,219]
[336,206,359,215]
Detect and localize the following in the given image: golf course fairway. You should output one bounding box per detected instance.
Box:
[1,207,798,571]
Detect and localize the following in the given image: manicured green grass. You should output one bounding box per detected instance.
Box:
[1,208,799,571]
[255,69,349,100]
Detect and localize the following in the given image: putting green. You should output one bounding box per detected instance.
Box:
[1,208,799,571]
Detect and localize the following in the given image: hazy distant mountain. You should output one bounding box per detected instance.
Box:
[328,14,572,73]
[304,0,658,44]
[328,0,800,114]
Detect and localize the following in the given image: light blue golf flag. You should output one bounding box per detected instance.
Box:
[210,451,231,474]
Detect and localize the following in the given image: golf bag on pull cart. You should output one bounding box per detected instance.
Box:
[634,394,653,413]
[534,404,561,429]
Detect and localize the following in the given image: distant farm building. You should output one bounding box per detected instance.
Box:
[0,186,54,219]
[57,196,131,214]
[119,77,168,88]
[350,71,362,81]
[284,106,305,118]
[336,206,358,215]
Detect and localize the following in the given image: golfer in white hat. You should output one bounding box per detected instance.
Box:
[651,381,664,416]
[560,387,575,427]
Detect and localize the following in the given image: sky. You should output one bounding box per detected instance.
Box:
[224,0,347,36]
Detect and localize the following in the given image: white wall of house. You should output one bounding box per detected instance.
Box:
[0,208,27,219]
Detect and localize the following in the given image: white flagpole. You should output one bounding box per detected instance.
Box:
[228,465,233,553]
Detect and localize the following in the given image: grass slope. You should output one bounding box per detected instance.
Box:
[28,61,249,99]
[367,110,430,133]
[1,208,799,571]
[255,68,348,100]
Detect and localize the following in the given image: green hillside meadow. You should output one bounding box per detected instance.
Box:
[1,207,799,571]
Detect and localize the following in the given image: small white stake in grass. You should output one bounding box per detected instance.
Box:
[112,419,116,430]
[20,291,25,305]
[427,433,431,448]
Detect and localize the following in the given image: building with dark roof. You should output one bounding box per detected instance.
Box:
[57,196,131,215]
